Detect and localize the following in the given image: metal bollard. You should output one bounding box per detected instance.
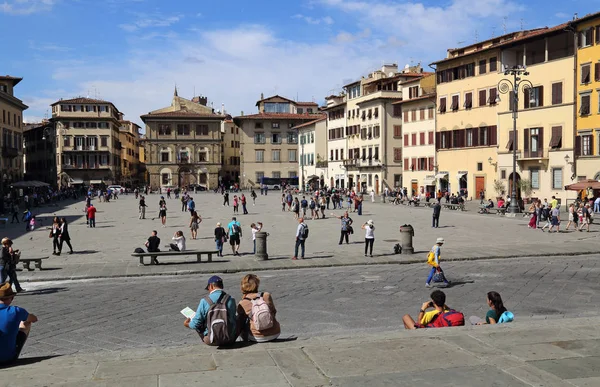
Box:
[255,231,269,260]
[399,224,414,254]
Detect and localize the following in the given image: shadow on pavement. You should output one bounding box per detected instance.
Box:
[74,250,99,255]
[20,287,69,296]
[0,355,62,369]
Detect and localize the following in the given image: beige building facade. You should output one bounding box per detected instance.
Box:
[119,120,141,186]
[141,92,225,191]
[235,95,321,188]
[323,94,347,189]
[51,97,122,186]
[296,117,327,190]
[0,76,28,186]
[394,74,436,197]
[221,119,241,187]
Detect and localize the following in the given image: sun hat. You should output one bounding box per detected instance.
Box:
[367,219,374,226]
[436,237,445,244]
[0,282,16,299]
[205,275,223,290]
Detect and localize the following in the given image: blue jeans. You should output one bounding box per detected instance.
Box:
[216,239,223,255]
[89,218,96,227]
[595,202,600,213]
[253,239,256,254]
[0,264,7,283]
[426,267,448,284]
[294,239,305,258]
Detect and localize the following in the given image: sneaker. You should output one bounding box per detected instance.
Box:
[425,283,431,288]
[68,251,73,254]
[370,254,373,257]
[292,256,298,260]
[364,254,368,257]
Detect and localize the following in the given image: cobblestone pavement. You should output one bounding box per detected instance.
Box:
[17,254,600,358]
[0,192,597,281]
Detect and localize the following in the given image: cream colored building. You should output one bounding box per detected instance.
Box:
[296,116,327,190]
[496,24,576,202]
[221,119,241,187]
[119,120,141,186]
[51,97,122,186]
[0,76,28,187]
[235,95,321,188]
[393,74,436,197]
[323,93,347,189]
[141,91,225,191]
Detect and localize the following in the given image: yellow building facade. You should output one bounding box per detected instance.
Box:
[574,14,600,182]
[119,120,141,186]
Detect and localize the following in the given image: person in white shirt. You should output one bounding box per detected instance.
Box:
[361,219,375,257]
[250,222,263,254]
[292,218,307,260]
[370,190,375,202]
[170,230,186,251]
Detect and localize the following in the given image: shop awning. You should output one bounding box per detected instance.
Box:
[434,173,448,179]
[71,179,84,184]
[90,180,103,184]
[423,177,435,185]
[456,172,467,180]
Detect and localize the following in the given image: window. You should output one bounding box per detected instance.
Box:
[306,108,313,114]
[393,105,402,117]
[297,108,304,114]
[254,133,265,144]
[271,133,281,144]
[287,132,298,144]
[63,136,70,147]
[419,108,425,120]
[373,125,380,138]
[288,171,297,178]
[478,89,487,107]
[479,127,488,146]
[596,62,600,82]
[161,152,170,162]
[158,124,171,135]
[525,86,543,108]
[393,125,402,138]
[439,97,446,113]
[464,92,472,109]
[162,174,170,185]
[404,134,409,147]
[580,94,591,116]
[581,63,592,84]
[550,126,562,149]
[288,150,297,162]
[479,59,486,75]
[409,86,419,99]
[419,132,425,145]
[580,28,594,47]
[373,147,378,160]
[177,124,190,135]
[198,151,207,162]
[272,150,281,161]
[255,172,264,182]
[428,106,434,119]
[264,103,290,113]
[393,148,402,162]
[411,133,417,146]
[551,82,563,105]
[255,150,264,162]
[272,122,280,129]
[466,129,473,147]
[488,88,497,105]
[501,169,506,179]
[335,149,339,161]
[477,162,483,171]
[404,111,409,123]
[525,169,539,190]
[101,136,108,147]
[411,110,416,121]
[552,168,563,189]
[428,131,434,145]
[195,124,209,136]
[374,107,379,118]
[255,122,263,129]
[450,95,459,111]
[489,57,497,72]
[582,134,593,156]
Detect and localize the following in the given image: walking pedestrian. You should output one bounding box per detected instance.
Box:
[1,238,24,293]
[578,204,591,232]
[564,203,576,231]
[227,217,242,256]
[214,222,227,257]
[250,189,257,206]
[190,211,202,240]
[528,201,538,229]
[139,195,147,219]
[319,196,326,219]
[332,211,353,245]
[370,190,375,203]
[87,204,97,228]
[223,191,230,207]
[292,217,308,260]
[241,194,248,215]
[281,194,286,211]
[547,206,561,233]
[292,197,300,219]
[300,196,308,218]
[362,219,375,257]
[58,217,74,254]
[233,195,239,214]
[51,217,61,255]
[10,202,19,224]
[309,197,317,220]
[432,200,441,228]
[426,237,449,288]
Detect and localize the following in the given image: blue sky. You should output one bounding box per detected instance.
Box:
[2,0,599,127]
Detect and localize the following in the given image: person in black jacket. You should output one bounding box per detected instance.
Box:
[58,217,74,255]
[432,201,441,228]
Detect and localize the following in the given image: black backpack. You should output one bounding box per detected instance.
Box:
[301,224,309,239]
[134,247,145,254]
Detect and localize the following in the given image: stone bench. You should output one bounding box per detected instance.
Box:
[20,257,50,271]
[131,250,219,265]
[443,203,465,211]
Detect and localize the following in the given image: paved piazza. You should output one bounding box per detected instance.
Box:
[0,192,598,358]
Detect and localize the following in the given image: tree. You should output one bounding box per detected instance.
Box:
[518,179,533,198]
[493,180,506,197]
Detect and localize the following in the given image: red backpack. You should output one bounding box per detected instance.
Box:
[426,309,465,328]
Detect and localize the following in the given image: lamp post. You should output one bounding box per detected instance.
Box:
[497,65,533,214]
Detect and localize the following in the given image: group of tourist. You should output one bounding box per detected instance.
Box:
[525,196,594,232]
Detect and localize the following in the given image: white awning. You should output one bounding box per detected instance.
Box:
[434,173,448,179]
[90,180,103,184]
[456,172,467,180]
[423,178,435,185]
[71,179,84,184]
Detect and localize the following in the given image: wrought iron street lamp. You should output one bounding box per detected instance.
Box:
[496,65,533,214]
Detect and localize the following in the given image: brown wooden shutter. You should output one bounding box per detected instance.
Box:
[595,63,600,81]
[507,130,514,150]
[538,127,544,158]
[439,97,446,113]
[524,88,530,109]
[420,108,425,120]
[479,90,486,106]
[429,157,434,171]
[489,126,497,146]
[583,65,591,83]
[523,128,529,157]
[549,126,562,148]
[489,88,497,105]
[575,136,581,156]
[472,127,479,147]
[460,129,466,148]
[552,83,562,105]
[538,86,544,107]
[435,132,440,151]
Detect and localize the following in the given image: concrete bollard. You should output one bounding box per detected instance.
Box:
[399,224,414,254]
[255,231,269,260]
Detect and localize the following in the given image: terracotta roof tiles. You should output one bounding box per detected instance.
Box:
[292,116,326,130]
[141,111,225,119]
[234,113,325,120]
[51,97,113,106]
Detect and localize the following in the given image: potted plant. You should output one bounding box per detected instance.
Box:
[493,180,505,200]
[519,179,533,204]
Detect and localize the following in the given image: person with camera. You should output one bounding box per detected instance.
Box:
[402,290,464,329]
[361,219,375,257]
[0,238,24,293]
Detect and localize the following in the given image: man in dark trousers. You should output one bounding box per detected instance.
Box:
[432,200,441,228]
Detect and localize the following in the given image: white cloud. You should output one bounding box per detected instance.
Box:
[119,12,183,32]
[293,13,334,25]
[0,0,55,15]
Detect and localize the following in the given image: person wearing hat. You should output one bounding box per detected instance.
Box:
[361,219,375,257]
[183,276,237,346]
[0,282,38,364]
[426,237,449,287]
[1,238,24,293]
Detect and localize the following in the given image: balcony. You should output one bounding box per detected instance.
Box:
[316,160,328,168]
[2,147,19,158]
[63,164,110,170]
[359,158,382,168]
[516,148,550,161]
[68,146,99,151]
[343,159,359,169]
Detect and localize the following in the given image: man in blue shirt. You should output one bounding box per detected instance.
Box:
[0,282,38,364]
[184,276,237,345]
[227,217,242,256]
[187,197,195,214]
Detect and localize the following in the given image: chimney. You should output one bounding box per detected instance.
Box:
[221,103,225,115]
[260,92,264,100]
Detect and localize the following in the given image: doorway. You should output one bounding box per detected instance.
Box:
[475,176,485,200]
[374,175,379,195]
[411,181,418,197]
[508,173,522,199]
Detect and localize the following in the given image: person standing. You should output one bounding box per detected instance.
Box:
[0,238,11,283]
[357,195,363,216]
[250,222,262,254]
[564,203,576,231]
[10,202,19,224]
[370,190,375,203]
[139,195,147,220]
[300,196,308,218]
[241,194,248,215]
[158,199,167,227]
[58,217,74,255]
[189,211,201,240]
[233,195,239,214]
[180,195,188,212]
[293,217,307,260]
[432,200,441,228]
[2,239,24,293]
[426,237,449,288]
[51,217,61,255]
[362,219,375,257]
[228,217,242,256]
[223,191,230,207]
[87,203,97,228]
[319,196,327,219]
[214,223,227,257]
[187,197,196,215]
[332,211,353,245]
[250,189,257,206]
[292,197,300,219]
